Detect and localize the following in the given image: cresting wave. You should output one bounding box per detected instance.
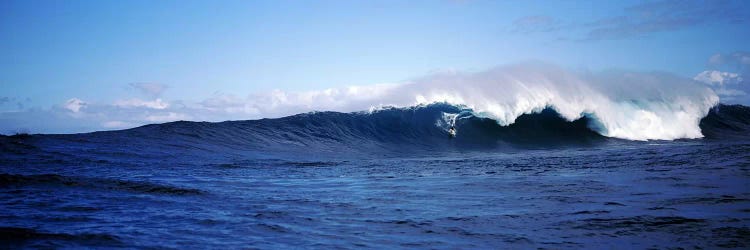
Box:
[362,64,721,141]
[237,63,721,141]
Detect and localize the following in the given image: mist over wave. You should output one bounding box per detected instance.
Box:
[262,63,719,140]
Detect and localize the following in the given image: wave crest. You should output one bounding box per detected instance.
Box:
[395,64,719,140]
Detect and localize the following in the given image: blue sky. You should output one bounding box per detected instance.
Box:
[1,0,749,133]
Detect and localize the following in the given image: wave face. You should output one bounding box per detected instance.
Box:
[127,103,610,152]
[699,104,750,140]
[15,103,746,159]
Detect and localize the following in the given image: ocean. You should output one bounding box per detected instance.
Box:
[1,103,749,249]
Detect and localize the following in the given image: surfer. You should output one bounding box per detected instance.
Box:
[448,125,456,138]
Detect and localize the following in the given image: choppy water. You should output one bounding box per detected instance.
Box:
[1,104,749,249]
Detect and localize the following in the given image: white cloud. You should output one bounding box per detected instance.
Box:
[64,98,86,113]
[693,70,742,86]
[195,83,399,118]
[693,70,748,103]
[697,51,750,104]
[114,98,169,109]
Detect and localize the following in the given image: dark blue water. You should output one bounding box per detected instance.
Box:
[2,104,749,249]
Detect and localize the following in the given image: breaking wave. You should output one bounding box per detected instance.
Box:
[368,64,720,141]
[210,63,721,141]
[4,64,748,157]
